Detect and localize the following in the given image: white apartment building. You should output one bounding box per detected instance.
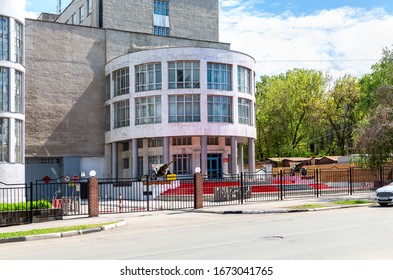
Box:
[0,0,25,184]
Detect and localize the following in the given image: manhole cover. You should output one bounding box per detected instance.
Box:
[260,236,284,240]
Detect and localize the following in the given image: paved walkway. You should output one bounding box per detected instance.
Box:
[0,193,377,243]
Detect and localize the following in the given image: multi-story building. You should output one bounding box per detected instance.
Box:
[24,0,256,181]
[0,1,25,184]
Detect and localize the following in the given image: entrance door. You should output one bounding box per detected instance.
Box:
[207,154,222,178]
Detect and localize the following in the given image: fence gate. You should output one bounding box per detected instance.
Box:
[98,176,195,214]
[32,179,89,217]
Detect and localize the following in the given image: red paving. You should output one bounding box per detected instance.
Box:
[161,180,331,195]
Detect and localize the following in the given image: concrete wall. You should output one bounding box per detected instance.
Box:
[105,29,230,63]
[56,0,219,42]
[25,20,107,158]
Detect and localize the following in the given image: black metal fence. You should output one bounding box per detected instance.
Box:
[97,175,195,214]
[1,166,392,227]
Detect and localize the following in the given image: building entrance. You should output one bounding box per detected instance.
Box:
[207,153,222,178]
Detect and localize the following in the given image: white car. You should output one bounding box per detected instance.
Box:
[376,183,393,206]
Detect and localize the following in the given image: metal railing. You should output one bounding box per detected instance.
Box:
[1,166,391,226]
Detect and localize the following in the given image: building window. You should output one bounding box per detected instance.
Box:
[173,154,192,175]
[88,0,93,15]
[122,142,129,151]
[154,0,169,16]
[15,70,23,113]
[225,137,231,146]
[0,67,9,111]
[154,0,170,36]
[71,13,77,24]
[80,6,85,23]
[168,61,200,89]
[106,74,111,100]
[0,16,9,60]
[148,138,163,148]
[15,119,23,163]
[208,137,219,145]
[238,98,251,125]
[238,66,251,94]
[0,118,9,162]
[113,68,129,97]
[122,158,129,169]
[135,96,161,125]
[173,137,192,146]
[105,105,111,131]
[208,95,232,123]
[154,26,170,36]
[114,100,130,128]
[137,139,144,149]
[168,95,200,122]
[207,63,231,90]
[15,21,23,64]
[135,63,162,92]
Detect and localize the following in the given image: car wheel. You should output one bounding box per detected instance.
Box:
[379,202,389,207]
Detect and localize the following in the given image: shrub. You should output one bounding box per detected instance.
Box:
[0,200,52,212]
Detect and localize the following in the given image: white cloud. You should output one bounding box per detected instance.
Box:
[220,3,393,80]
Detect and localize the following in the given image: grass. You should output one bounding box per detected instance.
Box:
[0,221,120,239]
[332,199,371,205]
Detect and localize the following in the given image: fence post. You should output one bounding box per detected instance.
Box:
[349,167,353,195]
[240,172,244,204]
[194,172,203,209]
[146,175,150,211]
[88,176,99,217]
[316,169,319,198]
[279,170,283,201]
[29,182,33,224]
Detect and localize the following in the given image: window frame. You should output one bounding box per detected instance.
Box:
[0,16,9,61]
[207,95,232,123]
[113,67,129,97]
[0,67,9,112]
[135,63,162,92]
[173,154,192,175]
[168,94,200,123]
[238,98,251,125]
[15,20,23,64]
[168,61,200,89]
[135,96,162,125]
[238,66,252,94]
[113,100,130,129]
[207,63,232,91]
[14,70,23,113]
[0,118,9,162]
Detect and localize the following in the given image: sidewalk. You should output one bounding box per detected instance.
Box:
[0,193,377,242]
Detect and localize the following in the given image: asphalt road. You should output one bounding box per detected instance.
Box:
[1,206,393,260]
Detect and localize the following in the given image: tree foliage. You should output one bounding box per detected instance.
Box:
[353,46,393,168]
[255,69,328,159]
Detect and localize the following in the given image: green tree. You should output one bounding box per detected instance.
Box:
[255,69,329,159]
[354,46,393,167]
[322,74,361,155]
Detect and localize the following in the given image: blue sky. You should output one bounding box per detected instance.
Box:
[24,0,393,79]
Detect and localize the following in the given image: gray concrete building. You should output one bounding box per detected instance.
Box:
[24,0,256,182]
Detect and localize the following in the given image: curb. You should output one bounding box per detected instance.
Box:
[191,203,374,215]
[0,220,127,244]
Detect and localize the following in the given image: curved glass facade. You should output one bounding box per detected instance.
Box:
[105,47,256,178]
